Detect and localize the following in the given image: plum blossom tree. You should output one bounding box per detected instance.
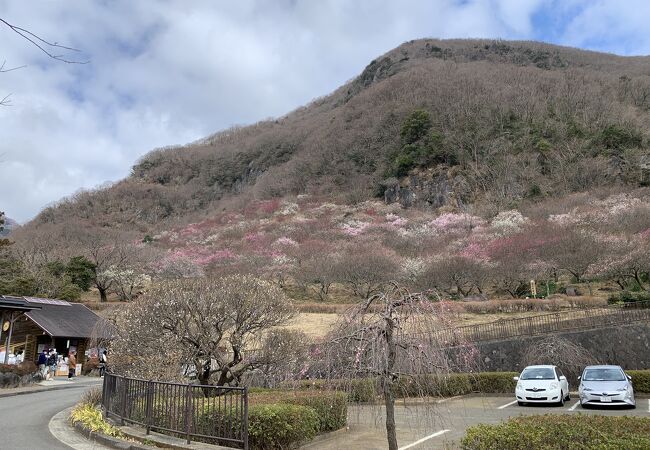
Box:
[111,275,296,387]
[326,283,472,450]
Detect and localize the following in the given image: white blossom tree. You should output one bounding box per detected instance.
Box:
[111,275,296,388]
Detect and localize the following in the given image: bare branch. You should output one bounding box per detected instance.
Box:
[0,17,88,64]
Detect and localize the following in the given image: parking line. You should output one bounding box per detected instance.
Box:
[399,430,451,450]
[647,399,650,413]
[567,401,580,411]
[436,395,463,404]
[497,400,518,409]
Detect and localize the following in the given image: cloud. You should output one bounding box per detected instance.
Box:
[0,0,645,222]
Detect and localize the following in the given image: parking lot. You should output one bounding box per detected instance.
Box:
[302,394,650,450]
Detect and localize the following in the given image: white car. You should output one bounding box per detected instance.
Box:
[514,365,570,406]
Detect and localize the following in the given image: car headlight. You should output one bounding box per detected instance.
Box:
[617,387,628,392]
[550,382,559,389]
[516,383,523,391]
[582,387,593,392]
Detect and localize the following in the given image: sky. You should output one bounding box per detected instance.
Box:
[1,0,649,223]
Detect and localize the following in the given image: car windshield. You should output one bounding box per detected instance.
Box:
[520,368,555,380]
[583,368,625,381]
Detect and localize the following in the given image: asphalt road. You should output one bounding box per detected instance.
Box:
[304,394,650,450]
[0,383,99,450]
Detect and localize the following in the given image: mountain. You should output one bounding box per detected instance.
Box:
[20,39,650,234]
[6,39,650,304]
[0,217,17,236]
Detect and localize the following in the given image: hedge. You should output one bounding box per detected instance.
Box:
[294,372,518,402]
[462,414,650,450]
[250,390,348,433]
[628,370,650,393]
[248,404,319,450]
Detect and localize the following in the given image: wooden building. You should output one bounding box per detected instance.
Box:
[1,296,105,364]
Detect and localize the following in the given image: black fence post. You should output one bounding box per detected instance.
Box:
[184,383,192,444]
[120,376,128,425]
[101,373,108,419]
[145,379,153,435]
[243,387,249,450]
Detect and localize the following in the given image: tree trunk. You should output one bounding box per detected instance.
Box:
[382,375,398,450]
[383,314,398,450]
[98,286,108,303]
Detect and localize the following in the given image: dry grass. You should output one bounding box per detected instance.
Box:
[286,295,611,337]
[283,313,339,338]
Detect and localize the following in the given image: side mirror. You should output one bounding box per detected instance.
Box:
[559,375,567,381]
[577,376,581,380]
[513,376,519,382]
[627,374,632,381]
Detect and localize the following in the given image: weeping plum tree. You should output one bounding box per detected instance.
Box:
[110,275,297,388]
[326,283,476,450]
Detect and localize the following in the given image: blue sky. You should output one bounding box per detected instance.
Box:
[1,0,649,222]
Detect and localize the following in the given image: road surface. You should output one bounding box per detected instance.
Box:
[0,382,100,450]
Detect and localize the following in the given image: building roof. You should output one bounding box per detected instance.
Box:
[0,295,41,312]
[22,297,103,338]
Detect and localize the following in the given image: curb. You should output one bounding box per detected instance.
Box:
[73,419,157,450]
[0,380,102,398]
[299,426,350,449]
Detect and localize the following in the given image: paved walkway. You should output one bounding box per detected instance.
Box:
[0,380,102,449]
[0,376,101,398]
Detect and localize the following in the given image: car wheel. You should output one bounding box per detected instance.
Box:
[566,392,571,401]
[580,402,588,409]
[558,392,565,406]
[517,401,525,406]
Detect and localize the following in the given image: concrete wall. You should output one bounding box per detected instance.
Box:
[467,322,650,372]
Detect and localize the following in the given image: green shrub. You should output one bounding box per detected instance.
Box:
[290,378,377,403]
[469,372,517,393]
[607,290,650,304]
[248,404,319,450]
[461,414,650,450]
[296,372,518,402]
[249,390,347,433]
[400,109,432,144]
[628,370,650,393]
[598,124,643,150]
[285,392,347,432]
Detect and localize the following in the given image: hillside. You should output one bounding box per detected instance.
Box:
[4,39,649,305]
[25,39,650,232]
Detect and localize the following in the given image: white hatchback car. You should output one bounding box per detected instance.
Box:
[514,365,570,406]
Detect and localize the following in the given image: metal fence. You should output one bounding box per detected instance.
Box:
[101,373,248,449]
[433,301,650,347]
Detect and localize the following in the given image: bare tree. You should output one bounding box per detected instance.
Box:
[111,275,296,388]
[340,245,399,299]
[522,335,600,384]
[327,283,466,450]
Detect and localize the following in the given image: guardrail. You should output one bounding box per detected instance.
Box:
[433,301,650,347]
[101,373,248,449]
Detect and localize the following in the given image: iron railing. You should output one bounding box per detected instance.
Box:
[433,301,650,347]
[101,373,248,449]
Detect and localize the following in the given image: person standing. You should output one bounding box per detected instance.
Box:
[99,350,107,377]
[48,350,58,380]
[67,351,77,380]
[37,349,48,378]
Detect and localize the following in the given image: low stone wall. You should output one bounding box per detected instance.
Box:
[468,322,650,372]
[0,370,42,389]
